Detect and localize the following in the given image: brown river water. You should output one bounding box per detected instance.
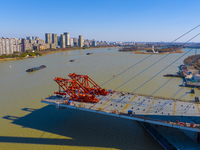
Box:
[0,47,198,150]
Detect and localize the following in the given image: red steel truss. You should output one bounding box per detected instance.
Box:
[54,74,105,103]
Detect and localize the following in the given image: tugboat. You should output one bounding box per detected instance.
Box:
[69,59,75,62]
[26,65,46,72]
[86,53,93,55]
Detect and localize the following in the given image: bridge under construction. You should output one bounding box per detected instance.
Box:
[42,73,200,150]
[41,23,200,150]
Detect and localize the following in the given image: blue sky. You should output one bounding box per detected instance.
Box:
[1,0,200,42]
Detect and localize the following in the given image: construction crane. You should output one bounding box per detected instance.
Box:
[54,73,108,103]
[68,73,109,95]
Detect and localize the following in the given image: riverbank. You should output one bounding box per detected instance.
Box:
[184,54,200,70]
[0,45,117,62]
[119,46,184,54]
[0,56,35,62]
[134,49,184,54]
[40,45,117,56]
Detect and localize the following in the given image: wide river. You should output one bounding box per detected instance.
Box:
[0,47,199,150]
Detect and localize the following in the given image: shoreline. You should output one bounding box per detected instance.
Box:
[119,47,184,55]
[0,46,117,62]
[184,54,200,70]
[0,56,35,62]
[134,50,185,54]
[134,49,184,54]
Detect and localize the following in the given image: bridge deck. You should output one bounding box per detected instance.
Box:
[41,92,200,132]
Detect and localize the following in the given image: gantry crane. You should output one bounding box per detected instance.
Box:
[68,73,109,95]
[53,73,108,103]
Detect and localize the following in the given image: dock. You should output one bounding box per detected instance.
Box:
[179,65,200,88]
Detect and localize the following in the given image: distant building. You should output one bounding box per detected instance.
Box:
[84,40,89,47]
[78,35,83,47]
[36,39,45,45]
[44,43,50,49]
[39,44,45,51]
[8,38,14,54]
[22,39,27,52]
[73,38,78,47]
[60,34,65,48]
[0,38,22,55]
[22,39,34,51]
[92,40,97,46]
[64,32,70,47]
[50,43,56,49]
[13,44,21,53]
[84,39,93,46]
[4,38,9,54]
[35,37,40,41]
[52,33,58,46]
[69,38,74,47]
[26,36,32,40]
[57,36,60,46]
[45,33,51,44]
[0,37,45,55]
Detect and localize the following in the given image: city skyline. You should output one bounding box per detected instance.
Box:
[0,31,119,55]
[1,0,200,42]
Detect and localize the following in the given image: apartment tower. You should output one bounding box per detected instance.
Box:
[60,34,65,48]
[52,33,58,46]
[78,35,83,47]
[64,32,70,47]
[45,33,51,44]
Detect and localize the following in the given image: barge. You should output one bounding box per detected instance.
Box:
[86,53,93,55]
[26,65,46,72]
[69,59,75,62]
[163,74,183,77]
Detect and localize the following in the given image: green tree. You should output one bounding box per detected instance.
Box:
[29,52,36,56]
[19,53,28,58]
[35,53,42,56]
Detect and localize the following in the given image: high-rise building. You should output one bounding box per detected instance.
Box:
[57,36,60,46]
[4,38,9,54]
[69,38,74,47]
[78,35,83,47]
[73,38,78,47]
[52,34,58,46]
[8,38,14,54]
[0,37,36,55]
[92,40,97,46]
[60,34,65,48]
[32,36,36,40]
[2,39,6,54]
[22,39,27,52]
[64,32,70,47]
[45,33,51,44]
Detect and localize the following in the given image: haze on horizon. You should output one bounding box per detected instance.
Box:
[1,0,200,42]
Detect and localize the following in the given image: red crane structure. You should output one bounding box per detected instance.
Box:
[54,73,108,103]
[68,73,109,96]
